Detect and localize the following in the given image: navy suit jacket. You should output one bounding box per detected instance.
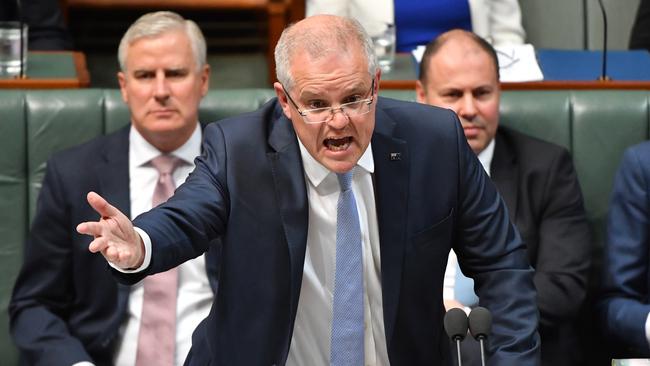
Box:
[599,141,650,357]
[491,127,591,366]
[126,97,540,366]
[9,125,219,366]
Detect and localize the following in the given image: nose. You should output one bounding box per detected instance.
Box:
[326,108,350,129]
[457,94,477,122]
[153,71,170,102]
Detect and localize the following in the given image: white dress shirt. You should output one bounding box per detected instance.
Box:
[443,138,494,306]
[286,140,390,366]
[109,124,214,366]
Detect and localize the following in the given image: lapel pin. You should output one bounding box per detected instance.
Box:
[389,152,401,161]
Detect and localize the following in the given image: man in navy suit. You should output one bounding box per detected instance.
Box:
[416,30,592,366]
[599,141,650,358]
[78,15,540,365]
[10,12,217,366]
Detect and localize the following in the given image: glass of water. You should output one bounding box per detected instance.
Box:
[0,21,28,78]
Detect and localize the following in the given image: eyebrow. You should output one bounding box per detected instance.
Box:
[132,67,189,74]
[299,84,368,100]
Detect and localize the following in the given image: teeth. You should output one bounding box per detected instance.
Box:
[325,137,351,151]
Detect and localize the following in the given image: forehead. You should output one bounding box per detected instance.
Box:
[427,41,497,86]
[125,30,194,69]
[289,48,370,94]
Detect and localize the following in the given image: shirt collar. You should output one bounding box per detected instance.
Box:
[130,123,202,168]
[297,137,375,188]
[477,138,495,177]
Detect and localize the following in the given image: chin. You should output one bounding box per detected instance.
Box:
[324,160,356,174]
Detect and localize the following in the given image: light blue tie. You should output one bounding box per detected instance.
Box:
[455,261,479,307]
[330,171,365,366]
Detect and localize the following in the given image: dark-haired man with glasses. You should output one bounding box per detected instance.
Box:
[77,15,540,365]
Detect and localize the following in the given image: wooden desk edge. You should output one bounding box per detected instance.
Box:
[73,51,91,87]
[0,51,90,89]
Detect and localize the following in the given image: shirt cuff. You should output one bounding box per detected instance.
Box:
[72,362,95,366]
[645,312,650,348]
[109,227,152,273]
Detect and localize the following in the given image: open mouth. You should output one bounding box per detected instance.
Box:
[324,136,353,151]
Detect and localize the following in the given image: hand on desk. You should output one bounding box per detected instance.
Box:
[77,191,144,269]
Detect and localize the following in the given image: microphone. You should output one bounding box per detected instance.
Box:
[468,307,492,366]
[444,308,469,366]
[596,0,611,81]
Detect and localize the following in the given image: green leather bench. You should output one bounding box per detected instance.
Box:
[1,88,649,364]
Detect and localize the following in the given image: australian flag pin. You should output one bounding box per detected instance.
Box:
[389,152,401,161]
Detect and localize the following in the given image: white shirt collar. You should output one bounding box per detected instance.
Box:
[297,138,375,188]
[477,138,495,177]
[129,123,202,168]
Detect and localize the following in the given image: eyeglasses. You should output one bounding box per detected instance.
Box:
[283,79,375,124]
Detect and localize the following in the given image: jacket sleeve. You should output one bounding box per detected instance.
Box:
[128,124,230,280]
[469,0,526,45]
[598,145,650,356]
[533,148,592,328]
[453,119,540,365]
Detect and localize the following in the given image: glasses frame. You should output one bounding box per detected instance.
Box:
[282,78,376,124]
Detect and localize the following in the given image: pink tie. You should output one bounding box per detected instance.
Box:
[135,154,185,366]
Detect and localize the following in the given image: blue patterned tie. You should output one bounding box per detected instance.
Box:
[330,171,365,366]
[455,261,479,307]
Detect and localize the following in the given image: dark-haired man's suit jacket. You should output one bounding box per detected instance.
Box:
[599,141,650,357]
[9,126,219,366]
[123,97,541,366]
[491,126,591,366]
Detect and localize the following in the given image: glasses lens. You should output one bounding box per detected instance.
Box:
[302,98,373,124]
[344,100,371,117]
[303,108,331,124]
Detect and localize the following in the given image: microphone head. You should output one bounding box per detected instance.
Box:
[444,308,469,341]
[468,306,492,340]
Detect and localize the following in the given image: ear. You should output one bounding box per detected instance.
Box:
[273,82,293,119]
[415,80,426,103]
[374,67,382,95]
[200,64,211,96]
[117,71,128,104]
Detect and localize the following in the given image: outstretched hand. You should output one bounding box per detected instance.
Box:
[77,191,145,269]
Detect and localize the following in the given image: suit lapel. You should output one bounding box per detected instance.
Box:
[490,129,518,222]
[371,108,408,347]
[94,125,131,311]
[266,107,309,321]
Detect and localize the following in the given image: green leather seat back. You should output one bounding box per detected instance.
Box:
[500,91,572,150]
[26,90,106,223]
[103,88,277,134]
[572,91,650,256]
[104,89,131,134]
[0,91,26,366]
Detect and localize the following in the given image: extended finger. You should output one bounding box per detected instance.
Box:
[86,191,122,219]
[88,236,109,253]
[77,221,107,237]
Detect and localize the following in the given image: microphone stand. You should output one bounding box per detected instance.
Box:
[597,0,611,81]
[478,336,487,366]
[454,336,463,366]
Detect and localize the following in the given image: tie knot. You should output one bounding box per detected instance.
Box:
[150,154,184,175]
[336,171,353,192]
